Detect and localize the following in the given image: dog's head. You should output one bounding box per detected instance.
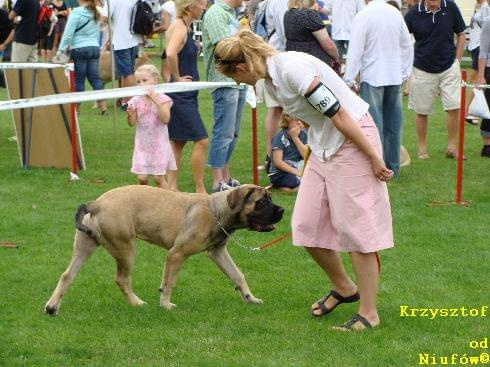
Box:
[226,184,284,232]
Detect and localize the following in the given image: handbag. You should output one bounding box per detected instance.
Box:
[468,89,490,120]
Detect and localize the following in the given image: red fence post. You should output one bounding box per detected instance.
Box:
[455,70,466,204]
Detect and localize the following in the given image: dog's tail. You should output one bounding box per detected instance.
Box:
[74,202,99,240]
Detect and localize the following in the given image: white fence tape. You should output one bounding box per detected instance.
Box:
[0,81,237,111]
[462,81,490,89]
[0,62,68,70]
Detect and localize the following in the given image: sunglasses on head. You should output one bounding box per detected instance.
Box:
[214,53,245,64]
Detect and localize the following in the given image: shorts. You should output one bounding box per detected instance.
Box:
[255,79,280,108]
[39,33,55,50]
[471,47,479,71]
[114,45,138,78]
[409,59,461,114]
[292,114,393,253]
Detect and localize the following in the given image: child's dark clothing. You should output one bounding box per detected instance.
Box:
[268,128,307,188]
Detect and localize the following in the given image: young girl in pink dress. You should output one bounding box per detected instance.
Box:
[127,64,177,188]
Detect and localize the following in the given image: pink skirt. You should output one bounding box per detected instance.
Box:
[292,115,394,253]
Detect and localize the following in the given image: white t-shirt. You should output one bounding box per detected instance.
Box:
[328,0,364,41]
[162,1,176,26]
[265,0,288,51]
[264,52,369,161]
[102,0,140,51]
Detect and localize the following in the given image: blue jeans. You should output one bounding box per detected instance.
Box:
[208,87,246,168]
[360,82,402,176]
[70,46,104,92]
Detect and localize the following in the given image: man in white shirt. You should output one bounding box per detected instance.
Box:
[102,0,141,109]
[344,0,413,177]
[326,0,364,61]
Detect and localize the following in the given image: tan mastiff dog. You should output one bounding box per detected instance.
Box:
[45,184,284,315]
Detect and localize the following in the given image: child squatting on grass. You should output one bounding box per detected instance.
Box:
[126,64,177,189]
[268,114,308,192]
[214,29,394,331]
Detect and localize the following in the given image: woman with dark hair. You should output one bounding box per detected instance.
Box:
[51,0,69,54]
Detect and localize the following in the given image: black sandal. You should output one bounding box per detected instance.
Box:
[311,290,360,317]
[333,313,373,331]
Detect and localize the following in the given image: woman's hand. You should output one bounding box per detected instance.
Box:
[176,75,193,82]
[476,75,486,90]
[370,155,394,182]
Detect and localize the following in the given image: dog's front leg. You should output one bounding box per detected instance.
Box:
[207,246,263,304]
[159,250,189,310]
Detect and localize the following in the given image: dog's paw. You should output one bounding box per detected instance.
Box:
[244,294,263,304]
[130,299,147,307]
[44,304,58,316]
[160,302,177,310]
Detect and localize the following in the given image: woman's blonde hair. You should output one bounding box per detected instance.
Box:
[176,0,202,18]
[214,29,277,80]
[135,64,161,82]
[288,0,315,9]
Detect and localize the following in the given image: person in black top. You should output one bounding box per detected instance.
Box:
[9,0,40,62]
[0,7,14,57]
[0,7,14,88]
[52,0,69,54]
[404,0,466,160]
[284,0,339,71]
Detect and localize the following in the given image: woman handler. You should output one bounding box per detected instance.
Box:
[214,29,394,331]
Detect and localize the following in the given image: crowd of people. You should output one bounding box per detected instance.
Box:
[1,0,489,331]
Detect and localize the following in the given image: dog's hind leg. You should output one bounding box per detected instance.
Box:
[45,231,98,315]
[207,246,263,304]
[106,239,146,307]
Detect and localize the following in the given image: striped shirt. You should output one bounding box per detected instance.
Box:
[202,0,241,84]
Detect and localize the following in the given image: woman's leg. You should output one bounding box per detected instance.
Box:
[305,247,358,315]
[85,47,106,113]
[191,138,208,194]
[167,140,186,191]
[341,251,380,329]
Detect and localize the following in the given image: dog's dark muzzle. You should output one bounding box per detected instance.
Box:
[249,204,284,232]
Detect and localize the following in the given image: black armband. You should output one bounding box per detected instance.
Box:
[304,82,340,118]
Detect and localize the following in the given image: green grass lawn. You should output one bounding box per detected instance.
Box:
[0,53,488,366]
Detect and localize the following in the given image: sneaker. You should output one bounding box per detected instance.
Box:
[481,145,490,158]
[143,39,155,48]
[212,180,233,193]
[465,115,480,126]
[227,178,241,187]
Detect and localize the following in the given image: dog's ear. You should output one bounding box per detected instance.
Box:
[227,187,255,214]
